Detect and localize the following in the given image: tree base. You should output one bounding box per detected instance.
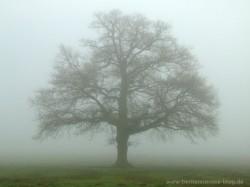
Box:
[112,161,134,168]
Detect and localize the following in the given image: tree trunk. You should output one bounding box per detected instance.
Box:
[113,129,132,168]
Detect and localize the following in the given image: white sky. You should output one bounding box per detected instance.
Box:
[0,0,249,164]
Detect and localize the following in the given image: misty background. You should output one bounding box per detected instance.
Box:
[0,0,249,166]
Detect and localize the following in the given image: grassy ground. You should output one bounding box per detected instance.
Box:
[0,163,249,187]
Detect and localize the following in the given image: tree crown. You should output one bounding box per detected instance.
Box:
[32,10,219,141]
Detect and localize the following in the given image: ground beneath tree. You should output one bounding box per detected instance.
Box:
[0,164,249,187]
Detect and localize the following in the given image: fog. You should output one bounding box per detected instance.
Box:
[0,0,249,167]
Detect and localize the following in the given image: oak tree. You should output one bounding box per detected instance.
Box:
[32,10,219,167]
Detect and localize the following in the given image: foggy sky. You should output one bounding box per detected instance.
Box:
[0,0,249,164]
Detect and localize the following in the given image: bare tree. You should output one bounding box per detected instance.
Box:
[31,10,219,167]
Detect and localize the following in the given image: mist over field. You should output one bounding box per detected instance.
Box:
[0,0,250,169]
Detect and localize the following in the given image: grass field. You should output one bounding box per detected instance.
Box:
[0,162,249,187]
[0,158,250,187]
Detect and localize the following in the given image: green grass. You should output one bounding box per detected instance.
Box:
[0,164,249,187]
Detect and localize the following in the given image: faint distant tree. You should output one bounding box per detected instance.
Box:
[31,10,219,167]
